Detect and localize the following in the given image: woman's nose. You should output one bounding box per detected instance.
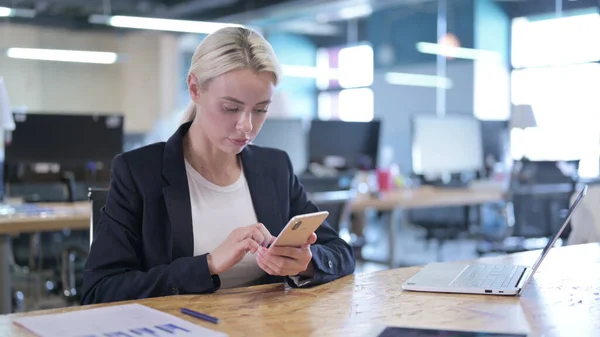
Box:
[236,111,253,133]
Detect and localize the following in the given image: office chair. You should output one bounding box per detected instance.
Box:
[308,189,360,258]
[308,190,355,234]
[58,187,108,303]
[88,187,109,244]
[476,160,576,256]
[407,206,473,262]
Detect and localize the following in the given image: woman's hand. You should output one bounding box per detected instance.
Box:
[207,223,275,275]
[256,233,317,277]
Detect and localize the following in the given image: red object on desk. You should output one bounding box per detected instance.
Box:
[376,169,392,192]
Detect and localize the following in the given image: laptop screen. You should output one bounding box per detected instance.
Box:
[518,185,587,294]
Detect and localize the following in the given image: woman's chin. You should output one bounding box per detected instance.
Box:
[221,142,247,154]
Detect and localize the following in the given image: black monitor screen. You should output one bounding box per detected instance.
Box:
[5,113,124,165]
[308,120,380,170]
[480,120,509,165]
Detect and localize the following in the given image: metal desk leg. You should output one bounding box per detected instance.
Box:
[0,235,12,314]
[387,209,400,269]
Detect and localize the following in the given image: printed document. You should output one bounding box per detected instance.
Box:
[13,303,227,337]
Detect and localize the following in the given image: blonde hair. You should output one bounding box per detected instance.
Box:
[181,27,282,123]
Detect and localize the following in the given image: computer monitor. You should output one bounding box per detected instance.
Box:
[308,120,381,171]
[480,120,509,169]
[2,113,124,202]
[252,118,307,174]
[411,115,484,176]
[5,112,124,165]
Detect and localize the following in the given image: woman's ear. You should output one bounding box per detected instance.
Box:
[187,74,201,102]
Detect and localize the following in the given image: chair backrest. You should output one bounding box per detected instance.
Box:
[309,190,355,234]
[88,187,109,245]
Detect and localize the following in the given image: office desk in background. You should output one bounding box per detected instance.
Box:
[350,185,505,212]
[0,203,90,234]
[350,186,506,267]
[0,203,90,314]
[2,243,598,336]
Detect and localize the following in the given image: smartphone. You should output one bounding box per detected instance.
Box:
[270,211,329,248]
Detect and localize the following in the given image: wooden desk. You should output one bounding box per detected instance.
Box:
[350,186,505,267]
[0,202,90,235]
[350,186,505,213]
[2,243,598,337]
[0,202,91,314]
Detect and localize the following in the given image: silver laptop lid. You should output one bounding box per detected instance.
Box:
[518,185,587,295]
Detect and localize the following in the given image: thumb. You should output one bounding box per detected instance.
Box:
[306,233,317,245]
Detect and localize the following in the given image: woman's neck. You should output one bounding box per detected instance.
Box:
[184,125,240,186]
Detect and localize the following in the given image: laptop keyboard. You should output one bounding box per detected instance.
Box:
[449,264,525,288]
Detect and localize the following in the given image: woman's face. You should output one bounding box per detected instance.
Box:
[188,68,275,154]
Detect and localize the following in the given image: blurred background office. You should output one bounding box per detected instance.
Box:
[1,0,600,314]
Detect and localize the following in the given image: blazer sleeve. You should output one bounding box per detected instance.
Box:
[81,154,220,305]
[282,154,356,288]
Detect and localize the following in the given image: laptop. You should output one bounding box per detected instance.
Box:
[402,185,587,296]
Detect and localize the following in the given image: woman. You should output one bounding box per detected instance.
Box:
[81,27,355,305]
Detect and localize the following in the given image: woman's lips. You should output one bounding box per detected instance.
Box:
[229,138,249,146]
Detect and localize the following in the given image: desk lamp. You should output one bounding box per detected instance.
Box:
[510,104,537,159]
[510,104,537,184]
[510,104,537,130]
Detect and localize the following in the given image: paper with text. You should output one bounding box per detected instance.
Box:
[13,303,228,337]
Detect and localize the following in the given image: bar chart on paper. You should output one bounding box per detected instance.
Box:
[12,303,227,337]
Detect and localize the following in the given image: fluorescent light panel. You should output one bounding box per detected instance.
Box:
[282,65,338,79]
[338,4,372,20]
[385,72,453,89]
[416,42,501,61]
[6,48,118,64]
[89,14,242,34]
[0,6,14,17]
[0,6,35,18]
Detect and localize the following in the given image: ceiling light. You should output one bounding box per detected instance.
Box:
[6,48,118,64]
[89,15,242,34]
[338,4,372,20]
[0,6,14,17]
[385,72,453,89]
[282,65,319,78]
[0,6,35,18]
[416,42,501,61]
[282,65,338,79]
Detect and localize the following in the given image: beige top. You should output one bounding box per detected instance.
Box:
[185,159,265,289]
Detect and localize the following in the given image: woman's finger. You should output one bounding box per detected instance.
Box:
[254,223,274,247]
[306,233,317,245]
[258,248,297,276]
[256,254,277,275]
[241,238,260,254]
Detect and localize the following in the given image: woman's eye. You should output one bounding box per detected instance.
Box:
[253,109,268,113]
[224,107,239,113]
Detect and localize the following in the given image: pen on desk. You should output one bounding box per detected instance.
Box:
[180,308,220,324]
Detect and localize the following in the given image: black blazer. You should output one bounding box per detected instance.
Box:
[81,122,355,305]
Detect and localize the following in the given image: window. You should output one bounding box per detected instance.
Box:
[316,44,374,122]
[318,88,374,122]
[510,11,600,177]
[338,45,374,89]
[512,12,600,68]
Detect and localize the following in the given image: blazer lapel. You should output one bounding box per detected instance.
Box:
[162,122,194,260]
[161,127,284,260]
[241,147,284,235]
